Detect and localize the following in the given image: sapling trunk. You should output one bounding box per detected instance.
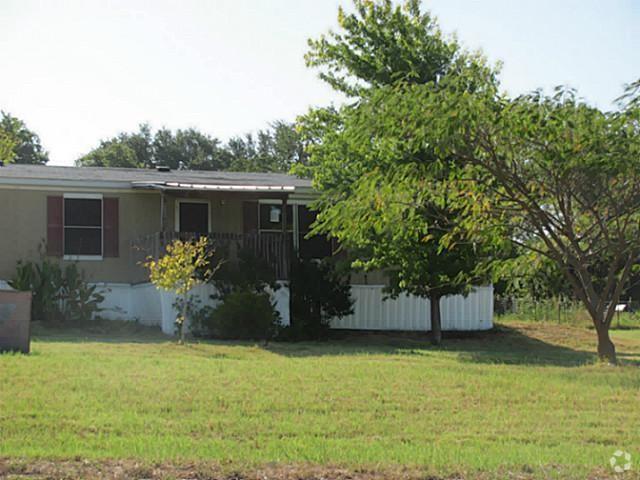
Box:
[430,294,442,346]
[180,293,188,344]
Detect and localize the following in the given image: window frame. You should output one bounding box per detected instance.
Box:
[63,193,104,261]
[174,198,211,234]
[257,200,295,234]
[258,199,312,252]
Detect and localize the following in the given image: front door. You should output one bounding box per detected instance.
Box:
[178,201,209,233]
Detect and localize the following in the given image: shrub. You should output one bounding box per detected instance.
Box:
[10,257,104,324]
[211,247,278,297]
[196,289,280,341]
[58,263,105,323]
[187,300,215,338]
[192,248,281,340]
[285,258,353,340]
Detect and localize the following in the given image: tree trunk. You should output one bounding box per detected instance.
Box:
[596,323,617,365]
[180,293,188,344]
[430,294,442,346]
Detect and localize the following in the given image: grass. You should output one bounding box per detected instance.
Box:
[1,320,639,479]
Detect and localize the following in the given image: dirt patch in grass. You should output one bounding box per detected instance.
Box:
[2,459,415,480]
[0,459,627,480]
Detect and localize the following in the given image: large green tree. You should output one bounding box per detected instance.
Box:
[456,83,640,365]
[0,111,48,164]
[345,65,640,363]
[301,0,494,343]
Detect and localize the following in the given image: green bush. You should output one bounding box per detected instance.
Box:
[211,247,278,297]
[191,248,281,340]
[10,256,104,324]
[284,258,353,340]
[187,301,215,338]
[196,289,280,340]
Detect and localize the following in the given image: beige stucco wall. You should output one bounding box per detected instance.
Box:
[0,188,286,284]
[0,187,374,285]
[0,188,161,283]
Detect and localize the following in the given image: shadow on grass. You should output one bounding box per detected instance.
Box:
[447,325,597,366]
[30,320,171,344]
[30,320,636,368]
[263,325,599,367]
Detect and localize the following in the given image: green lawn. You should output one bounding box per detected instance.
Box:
[1,320,639,479]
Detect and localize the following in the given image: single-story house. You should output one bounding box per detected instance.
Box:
[0,164,493,334]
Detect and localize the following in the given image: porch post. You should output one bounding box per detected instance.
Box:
[160,191,169,232]
[281,194,289,280]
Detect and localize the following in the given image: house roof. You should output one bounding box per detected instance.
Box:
[0,164,313,192]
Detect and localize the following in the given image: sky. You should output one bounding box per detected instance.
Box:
[1,0,638,166]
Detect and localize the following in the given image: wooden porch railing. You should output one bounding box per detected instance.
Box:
[131,231,292,280]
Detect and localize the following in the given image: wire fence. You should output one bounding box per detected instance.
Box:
[495,295,639,329]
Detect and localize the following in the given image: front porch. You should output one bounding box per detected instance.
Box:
[131,230,292,280]
[127,176,307,281]
[123,174,334,287]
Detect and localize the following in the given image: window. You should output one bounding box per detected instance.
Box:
[176,200,210,233]
[259,204,293,232]
[64,194,102,257]
[257,201,333,259]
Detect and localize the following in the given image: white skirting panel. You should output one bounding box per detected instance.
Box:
[93,283,133,322]
[93,281,291,335]
[4,279,491,335]
[331,285,493,331]
[130,283,163,327]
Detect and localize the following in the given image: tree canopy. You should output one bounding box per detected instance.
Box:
[0,111,48,164]
[305,0,457,97]
[331,62,640,362]
[303,0,640,360]
[301,0,496,343]
[222,121,307,173]
[0,129,17,164]
[76,121,306,173]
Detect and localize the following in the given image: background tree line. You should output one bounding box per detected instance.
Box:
[76,121,306,172]
[0,111,49,165]
[0,112,306,173]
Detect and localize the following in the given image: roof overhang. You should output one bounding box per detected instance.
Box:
[132,181,296,192]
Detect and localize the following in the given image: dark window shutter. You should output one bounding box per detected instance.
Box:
[243,201,258,234]
[46,196,63,256]
[103,197,119,257]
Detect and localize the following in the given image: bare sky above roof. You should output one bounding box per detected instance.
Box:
[1,0,638,166]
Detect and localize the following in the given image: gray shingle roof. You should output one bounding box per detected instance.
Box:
[0,164,312,189]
